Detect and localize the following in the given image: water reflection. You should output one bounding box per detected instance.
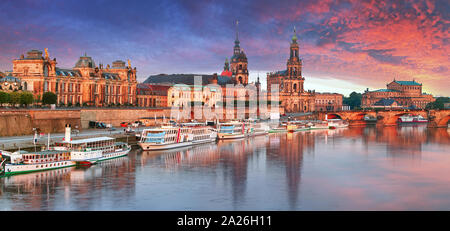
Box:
[0,150,138,210]
[0,126,449,210]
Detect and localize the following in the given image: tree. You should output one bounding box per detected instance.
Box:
[343,92,362,109]
[0,91,10,106]
[20,91,34,107]
[9,91,21,106]
[42,92,57,105]
[426,97,450,110]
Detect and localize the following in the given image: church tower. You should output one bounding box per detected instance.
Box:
[230,20,249,85]
[284,26,304,93]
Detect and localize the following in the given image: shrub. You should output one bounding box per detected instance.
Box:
[42,92,57,105]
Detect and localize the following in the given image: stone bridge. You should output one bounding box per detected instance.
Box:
[316,109,450,127]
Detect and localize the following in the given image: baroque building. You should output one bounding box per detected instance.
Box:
[267,28,316,113]
[362,79,435,109]
[140,21,262,114]
[10,49,137,106]
[267,27,344,113]
[229,22,249,85]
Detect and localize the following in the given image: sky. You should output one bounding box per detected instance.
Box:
[0,0,448,96]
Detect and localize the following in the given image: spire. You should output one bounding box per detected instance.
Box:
[292,26,298,43]
[233,20,241,55]
[235,20,239,43]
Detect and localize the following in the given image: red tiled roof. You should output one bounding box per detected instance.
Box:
[221,70,232,77]
[137,83,170,96]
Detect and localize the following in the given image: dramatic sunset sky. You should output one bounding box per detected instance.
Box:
[0,0,448,96]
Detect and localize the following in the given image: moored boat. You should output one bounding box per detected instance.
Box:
[139,123,217,150]
[307,121,329,130]
[327,119,349,128]
[217,121,253,139]
[249,120,269,136]
[1,150,75,176]
[269,122,288,133]
[398,114,428,124]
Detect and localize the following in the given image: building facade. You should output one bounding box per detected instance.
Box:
[315,93,343,112]
[136,83,170,107]
[362,80,435,109]
[0,76,22,91]
[10,49,137,106]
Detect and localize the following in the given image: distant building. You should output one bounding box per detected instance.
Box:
[362,79,435,109]
[140,23,262,114]
[136,83,170,107]
[9,49,137,106]
[0,75,22,91]
[372,98,403,109]
[315,93,343,112]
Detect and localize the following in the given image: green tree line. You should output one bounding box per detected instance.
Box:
[343,92,362,110]
[425,97,450,110]
[0,91,34,107]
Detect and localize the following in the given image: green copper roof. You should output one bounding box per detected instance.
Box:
[372,89,399,92]
[394,80,421,86]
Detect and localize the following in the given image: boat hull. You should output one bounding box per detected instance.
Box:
[217,133,246,140]
[3,160,76,176]
[269,128,287,133]
[97,148,131,162]
[139,139,215,151]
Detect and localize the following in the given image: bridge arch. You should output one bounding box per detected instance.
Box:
[326,113,342,120]
[437,114,450,127]
[377,111,428,126]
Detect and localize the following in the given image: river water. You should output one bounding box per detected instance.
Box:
[1,125,449,210]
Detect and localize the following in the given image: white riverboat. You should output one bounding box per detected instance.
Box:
[269,122,288,133]
[327,119,349,129]
[1,149,75,176]
[285,121,309,132]
[217,121,253,139]
[52,137,131,166]
[398,114,427,124]
[138,123,217,151]
[249,120,270,136]
[51,124,131,166]
[307,121,329,130]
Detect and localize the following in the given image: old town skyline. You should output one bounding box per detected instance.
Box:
[0,0,448,97]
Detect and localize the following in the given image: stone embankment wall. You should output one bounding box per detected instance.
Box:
[0,106,283,136]
[80,108,170,128]
[0,109,80,136]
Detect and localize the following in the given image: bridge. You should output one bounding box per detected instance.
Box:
[316,109,450,127]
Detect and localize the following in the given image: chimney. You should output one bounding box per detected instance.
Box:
[64,124,71,142]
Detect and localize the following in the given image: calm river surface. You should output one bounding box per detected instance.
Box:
[1,125,449,210]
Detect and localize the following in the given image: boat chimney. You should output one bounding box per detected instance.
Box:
[64,124,71,142]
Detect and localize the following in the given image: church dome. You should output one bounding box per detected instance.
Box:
[75,55,96,68]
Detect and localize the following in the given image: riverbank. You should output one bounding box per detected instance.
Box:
[1,128,140,152]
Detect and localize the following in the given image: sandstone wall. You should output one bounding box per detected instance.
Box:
[80,108,171,128]
[0,109,80,136]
